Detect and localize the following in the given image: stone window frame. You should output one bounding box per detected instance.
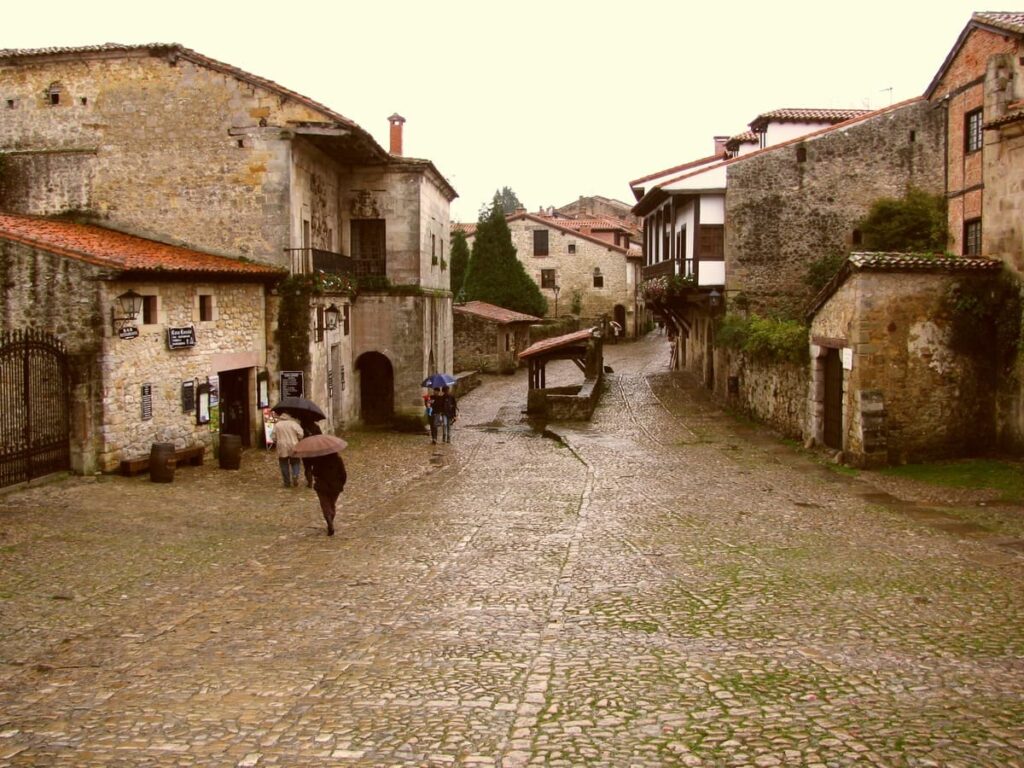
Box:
[568,242,577,254]
[541,268,556,289]
[197,293,216,323]
[592,267,604,289]
[46,82,63,106]
[140,294,160,326]
[533,229,549,257]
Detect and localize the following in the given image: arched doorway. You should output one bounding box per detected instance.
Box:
[356,352,394,425]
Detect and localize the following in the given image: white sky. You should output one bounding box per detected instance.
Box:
[5,0,988,222]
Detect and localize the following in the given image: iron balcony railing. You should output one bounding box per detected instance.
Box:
[284,248,354,277]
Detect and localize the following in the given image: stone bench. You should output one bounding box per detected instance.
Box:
[120,445,205,476]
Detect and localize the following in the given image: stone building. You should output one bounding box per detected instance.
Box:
[925,11,1024,450]
[807,253,1002,467]
[0,212,282,475]
[453,301,539,374]
[0,43,456,442]
[462,212,641,336]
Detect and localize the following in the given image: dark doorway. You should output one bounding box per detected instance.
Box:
[613,304,626,338]
[357,352,394,425]
[219,368,251,447]
[823,348,843,450]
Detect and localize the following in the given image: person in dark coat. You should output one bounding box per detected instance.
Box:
[299,418,323,488]
[307,451,346,536]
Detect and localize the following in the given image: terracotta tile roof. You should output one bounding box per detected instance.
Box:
[984,109,1024,130]
[726,131,759,147]
[748,108,872,131]
[629,153,724,188]
[453,301,540,324]
[974,11,1024,34]
[806,251,1002,318]
[452,222,477,236]
[504,213,631,255]
[846,252,1002,271]
[519,328,595,360]
[534,216,637,235]
[0,213,285,278]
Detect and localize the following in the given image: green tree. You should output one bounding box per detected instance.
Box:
[493,186,523,215]
[450,229,470,300]
[463,197,548,316]
[858,188,948,253]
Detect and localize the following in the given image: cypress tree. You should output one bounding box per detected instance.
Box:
[463,198,548,317]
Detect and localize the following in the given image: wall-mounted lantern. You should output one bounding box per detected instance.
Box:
[312,303,341,340]
[111,289,144,332]
[708,288,722,310]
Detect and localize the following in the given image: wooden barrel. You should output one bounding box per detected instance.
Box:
[219,434,242,470]
[149,443,176,483]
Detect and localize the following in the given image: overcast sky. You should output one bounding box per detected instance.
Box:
[5,0,987,221]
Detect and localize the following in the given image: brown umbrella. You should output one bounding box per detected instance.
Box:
[292,434,348,457]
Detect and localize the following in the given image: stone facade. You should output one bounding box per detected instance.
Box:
[0,237,272,473]
[724,99,946,319]
[809,261,1000,466]
[718,350,807,441]
[453,311,533,374]
[502,214,636,332]
[0,44,456,435]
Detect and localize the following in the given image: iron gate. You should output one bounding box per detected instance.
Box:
[0,330,70,488]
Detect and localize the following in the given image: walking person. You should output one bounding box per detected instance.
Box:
[438,385,458,443]
[429,387,443,444]
[307,450,347,536]
[299,417,323,488]
[273,412,304,487]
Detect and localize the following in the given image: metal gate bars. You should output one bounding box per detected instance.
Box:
[0,329,70,488]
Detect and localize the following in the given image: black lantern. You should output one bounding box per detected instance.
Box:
[708,288,722,310]
[324,304,341,331]
[111,289,144,331]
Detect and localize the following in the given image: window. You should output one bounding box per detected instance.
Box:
[965,108,983,153]
[698,225,725,260]
[541,269,556,289]
[593,268,604,289]
[533,229,549,256]
[431,233,438,265]
[47,83,62,105]
[505,333,511,352]
[568,242,577,254]
[351,219,386,277]
[964,218,982,256]
[5,99,14,109]
[343,304,351,336]
[142,295,158,325]
[198,294,213,322]
[796,145,807,163]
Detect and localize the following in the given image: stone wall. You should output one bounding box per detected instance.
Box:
[0,52,327,266]
[721,350,808,440]
[811,270,994,464]
[0,240,269,472]
[725,100,946,318]
[453,314,529,374]
[506,218,633,326]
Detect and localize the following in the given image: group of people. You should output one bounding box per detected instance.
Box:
[424,385,458,444]
[272,412,346,537]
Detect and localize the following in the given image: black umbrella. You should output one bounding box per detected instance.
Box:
[271,396,326,421]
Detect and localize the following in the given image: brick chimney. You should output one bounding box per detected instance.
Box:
[713,135,729,157]
[388,113,406,155]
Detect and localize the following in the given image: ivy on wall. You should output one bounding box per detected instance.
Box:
[275,273,355,371]
[946,272,1022,378]
[716,312,810,365]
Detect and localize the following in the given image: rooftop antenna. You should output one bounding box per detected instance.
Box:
[880,86,893,106]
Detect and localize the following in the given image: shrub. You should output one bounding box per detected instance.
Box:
[716,313,809,364]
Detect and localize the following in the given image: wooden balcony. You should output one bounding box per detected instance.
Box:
[642,259,675,281]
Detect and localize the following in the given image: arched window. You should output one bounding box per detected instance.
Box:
[47,82,63,106]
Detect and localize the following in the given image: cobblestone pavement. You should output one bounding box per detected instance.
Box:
[1,332,1022,767]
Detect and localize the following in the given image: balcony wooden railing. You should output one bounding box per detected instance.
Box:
[641,258,696,282]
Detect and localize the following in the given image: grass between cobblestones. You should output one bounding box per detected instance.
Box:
[879,458,1024,502]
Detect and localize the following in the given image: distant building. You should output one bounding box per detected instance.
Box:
[453,301,539,374]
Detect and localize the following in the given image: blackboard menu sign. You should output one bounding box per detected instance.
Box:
[141,383,153,421]
[181,380,195,412]
[280,371,304,398]
[167,325,197,350]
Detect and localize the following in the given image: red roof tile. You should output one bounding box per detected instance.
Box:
[519,328,595,360]
[974,11,1024,35]
[748,108,872,131]
[453,301,540,324]
[0,213,284,278]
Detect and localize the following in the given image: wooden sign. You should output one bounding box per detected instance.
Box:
[167,325,197,350]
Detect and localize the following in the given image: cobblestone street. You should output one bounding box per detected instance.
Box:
[1,332,1022,767]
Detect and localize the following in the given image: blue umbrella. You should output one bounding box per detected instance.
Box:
[422,372,456,388]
